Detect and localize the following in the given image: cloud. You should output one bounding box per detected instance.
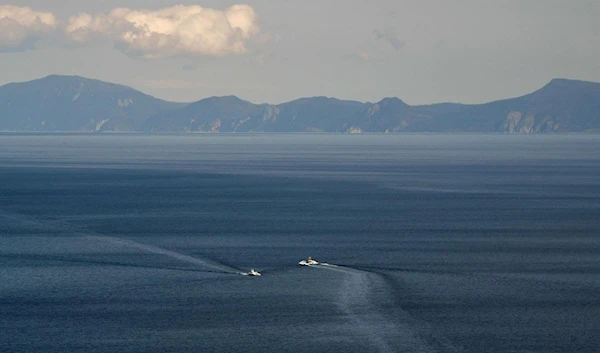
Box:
[65,4,260,58]
[374,27,405,51]
[0,5,58,52]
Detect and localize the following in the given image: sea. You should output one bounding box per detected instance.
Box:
[0,133,599,353]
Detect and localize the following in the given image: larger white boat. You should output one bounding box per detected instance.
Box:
[299,256,319,266]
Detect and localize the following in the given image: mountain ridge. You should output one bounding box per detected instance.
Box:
[0,75,185,132]
[1,75,599,133]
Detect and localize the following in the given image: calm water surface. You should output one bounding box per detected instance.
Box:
[1,134,599,353]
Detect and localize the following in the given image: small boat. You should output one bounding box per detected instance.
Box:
[247,269,261,276]
[299,256,319,266]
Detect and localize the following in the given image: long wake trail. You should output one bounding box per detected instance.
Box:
[1,209,242,275]
[311,263,435,353]
[84,235,241,275]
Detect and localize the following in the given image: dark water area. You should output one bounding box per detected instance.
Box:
[1,134,599,353]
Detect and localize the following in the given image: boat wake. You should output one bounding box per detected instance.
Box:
[1,210,247,275]
[318,263,339,268]
[84,235,242,275]
[310,262,436,353]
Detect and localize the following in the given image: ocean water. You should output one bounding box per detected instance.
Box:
[0,134,599,353]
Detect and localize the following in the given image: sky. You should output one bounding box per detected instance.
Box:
[1,0,599,105]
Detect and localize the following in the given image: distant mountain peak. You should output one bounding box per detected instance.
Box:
[376,97,409,108]
[38,74,105,84]
[0,74,184,132]
[542,78,600,90]
[283,96,365,107]
[191,95,258,109]
[206,95,243,100]
[20,74,140,95]
[530,77,600,99]
[548,78,596,84]
[43,74,85,79]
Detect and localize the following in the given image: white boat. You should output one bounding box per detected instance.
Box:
[299,256,319,266]
[247,269,261,276]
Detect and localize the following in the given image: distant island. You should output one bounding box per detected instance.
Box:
[1,75,599,133]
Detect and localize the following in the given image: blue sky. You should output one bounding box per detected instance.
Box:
[1,0,599,104]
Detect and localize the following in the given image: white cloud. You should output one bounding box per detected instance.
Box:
[65,4,260,58]
[0,5,58,51]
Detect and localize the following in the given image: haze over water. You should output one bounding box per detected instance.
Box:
[1,134,599,353]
